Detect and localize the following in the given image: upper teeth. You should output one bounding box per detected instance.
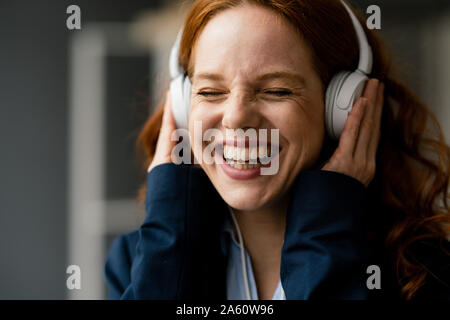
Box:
[223,145,271,162]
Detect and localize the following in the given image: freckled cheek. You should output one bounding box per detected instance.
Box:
[283,126,303,158]
[282,115,321,162]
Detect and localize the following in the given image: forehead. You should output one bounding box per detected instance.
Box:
[191,4,315,81]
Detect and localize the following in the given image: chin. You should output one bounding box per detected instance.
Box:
[220,188,273,211]
[224,199,263,211]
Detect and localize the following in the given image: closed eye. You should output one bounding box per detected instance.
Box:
[197,91,223,97]
[264,90,292,96]
[198,90,292,97]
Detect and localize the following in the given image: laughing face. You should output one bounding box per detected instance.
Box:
[188,3,325,211]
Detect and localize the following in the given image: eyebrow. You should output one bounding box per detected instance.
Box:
[192,71,306,85]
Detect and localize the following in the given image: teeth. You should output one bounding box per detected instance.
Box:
[223,144,277,169]
[223,145,274,161]
[225,146,232,159]
[258,146,267,158]
[250,147,257,160]
[240,149,247,161]
[227,162,261,170]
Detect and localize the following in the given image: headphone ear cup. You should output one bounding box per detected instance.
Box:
[170,75,189,129]
[325,71,368,140]
[182,76,192,128]
[325,71,351,140]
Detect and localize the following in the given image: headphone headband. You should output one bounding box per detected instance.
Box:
[169,27,185,79]
[340,0,373,74]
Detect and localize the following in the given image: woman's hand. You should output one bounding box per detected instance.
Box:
[147,90,177,173]
[321,79,385,187]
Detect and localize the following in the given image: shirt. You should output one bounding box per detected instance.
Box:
[220,209,285,300]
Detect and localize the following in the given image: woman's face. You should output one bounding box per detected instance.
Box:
[189,4,325,211]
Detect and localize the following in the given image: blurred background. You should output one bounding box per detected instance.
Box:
[0,0,449,299]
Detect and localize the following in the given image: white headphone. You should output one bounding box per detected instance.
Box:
[168,0,372,140]
[325,0,373,139]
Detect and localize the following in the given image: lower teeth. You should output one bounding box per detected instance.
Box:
[230,163,260,170]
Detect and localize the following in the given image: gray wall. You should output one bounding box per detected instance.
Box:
[0,0,166,299]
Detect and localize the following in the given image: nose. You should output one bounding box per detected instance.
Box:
[221,90,262,130]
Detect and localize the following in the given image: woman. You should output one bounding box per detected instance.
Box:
[104,0,450,300]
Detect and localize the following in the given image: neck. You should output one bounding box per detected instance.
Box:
[232,200,287,252]
[231,195,288,299]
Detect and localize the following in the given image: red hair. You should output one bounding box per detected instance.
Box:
[136,0,450,299]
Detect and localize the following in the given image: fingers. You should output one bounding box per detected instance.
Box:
[367,82,385,159]
[354,79,380,160]
[337,97,367,158]
[147,91,177,173]
[158,90,178,147]
[362,79,380,122]
[161,90,176,135]
[322,78,385,187]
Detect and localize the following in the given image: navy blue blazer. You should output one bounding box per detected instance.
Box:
[104,163,450,300]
